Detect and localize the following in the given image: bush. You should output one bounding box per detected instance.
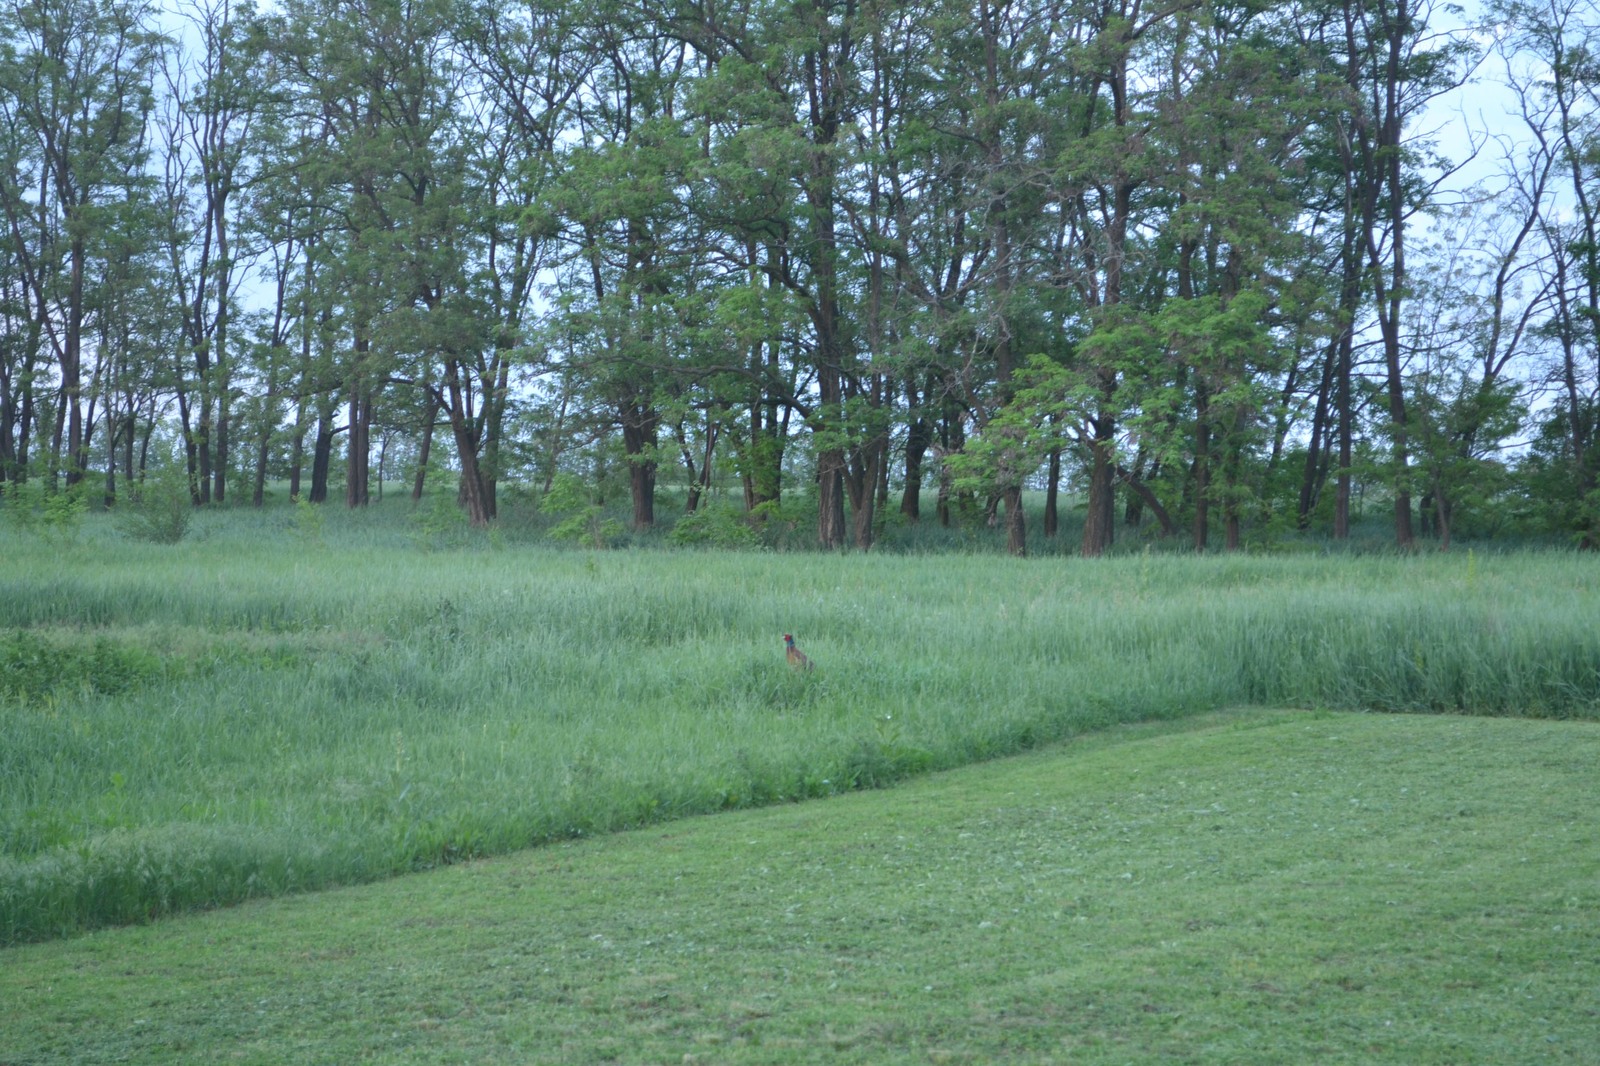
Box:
[543,474,622,548]
[667,504,762,549]
[409,493,470,550]
[0,630,165,705]
[119,454,194,544]
[2,478,87,543]
[288,493,327,547]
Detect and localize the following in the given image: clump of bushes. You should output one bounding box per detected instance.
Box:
[667,504,762,549]
[2,478,87,543]
[0,630,166,705]
[543,474,623,548]
[118,450,194,544]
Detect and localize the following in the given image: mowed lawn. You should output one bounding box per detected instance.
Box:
[3,708,1596,1065]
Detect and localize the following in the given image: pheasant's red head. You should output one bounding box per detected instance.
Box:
[783,634,794,645]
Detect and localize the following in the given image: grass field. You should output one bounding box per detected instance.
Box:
[2,506,1599,945]
[1,708,1596,1064]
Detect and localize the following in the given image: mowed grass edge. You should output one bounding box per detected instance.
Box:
[3,527,1600,943]
[1,708,1596,1065]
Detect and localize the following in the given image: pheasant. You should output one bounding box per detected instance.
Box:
[784,633,813,671]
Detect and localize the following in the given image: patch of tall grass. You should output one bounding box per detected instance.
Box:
[2,508,1596,943]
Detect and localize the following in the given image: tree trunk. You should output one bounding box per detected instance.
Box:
[819,456,848,548]
[412,392,439,502]
[839,411,888,550]
[62,236,87,486]
[309,412,334,504]
[287,383,312,501]
[1118,464,1177,536]
[936,406,964,528]
[621,407,658,531]
[1435,487,1452,551]
[698,422,716,506]
[816,355,849,547]
[480,351,511,520]
[1044,445,1061,538]
[676,421,702,513]
[900,376,933,521]
[122,412,136,491]
[346,384,370,509]
[1298,332,1337,529]
[102,411,119,507]
[213,398,229,505]
[1334,344,1352,541]
[1003,484,1026,556]
[252,392,274,509]
[289,426,304,501]
[1082,413,1117,556]
[442,360,491,526]
[1192,382,1211,552]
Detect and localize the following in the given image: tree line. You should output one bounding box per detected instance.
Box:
[2,0,1598,554]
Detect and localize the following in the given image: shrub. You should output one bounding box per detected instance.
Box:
[409,492,470,550]
[667,504,762,549]
[288,493,326,547]
[543,474,622,548]
[0,630,165,704]
[119,454,194,544]
[2,478,87,543]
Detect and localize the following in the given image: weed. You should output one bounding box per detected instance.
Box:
[543,474,622,548]
[0,630,167,705]
[667,504,763,549]
[288,494,326,547]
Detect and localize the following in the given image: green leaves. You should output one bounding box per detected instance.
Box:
[2,479,89,544]
[117,447,194,545]
[542,472,623,547]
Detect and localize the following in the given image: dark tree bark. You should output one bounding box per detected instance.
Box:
[412,392,438,503]
[622,406,659,531]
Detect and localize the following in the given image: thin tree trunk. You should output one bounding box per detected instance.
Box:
[442,360,491,526]
[1044,444,1061,538]
[1193,383,1211,552]
[412,393,439,502]
[902,418,931,524]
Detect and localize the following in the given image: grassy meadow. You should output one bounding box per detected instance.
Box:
[2,503,1599,946]
[2,709,1596,1064]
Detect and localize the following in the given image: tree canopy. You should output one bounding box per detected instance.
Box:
[2,0,1596,551]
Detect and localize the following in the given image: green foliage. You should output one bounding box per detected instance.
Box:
[749,496,822,551]
[542,473,622,548]
[945,355,1095,504]
[0,630,166,705]
[117,453,194,545]
[1,0,1589,567]
[408,492,470,550]
[1515,406,1600,545]
[288,494,326,548]
[2,479,88,544]
[728,429,785,508]
[666,504,762,549]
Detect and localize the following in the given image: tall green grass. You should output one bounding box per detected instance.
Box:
[2,507,1597,944]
